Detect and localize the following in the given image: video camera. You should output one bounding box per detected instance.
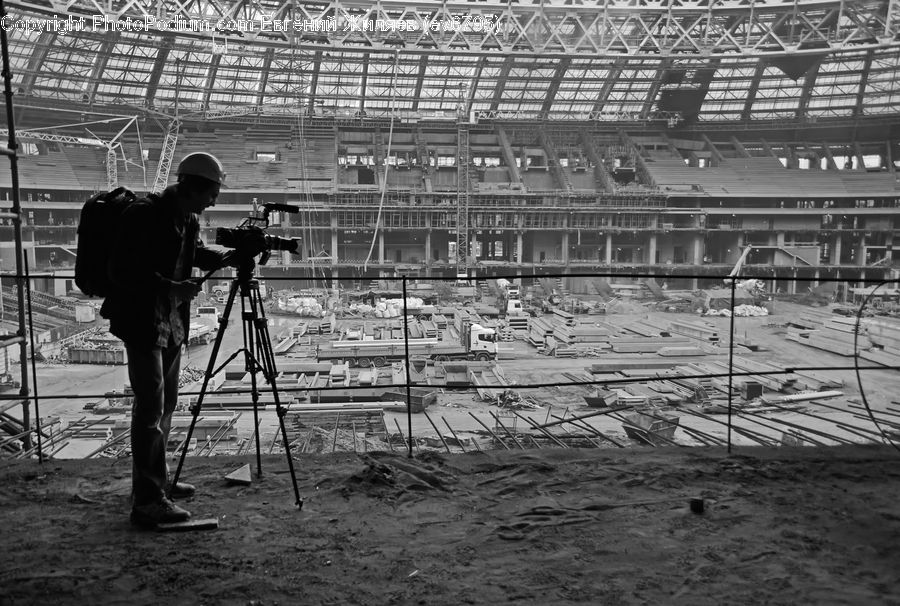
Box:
[215,202,300,266]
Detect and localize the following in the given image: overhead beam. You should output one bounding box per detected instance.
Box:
[307,50,322,115]
[255,48,275,109]
[201,54,222,111]
[731,136,751,158]
[853,49,875,118]
[359,53,370,113]
[411,55,428,112]
[820,142,838,170]
[19,30,56,96]
[795,59,822,120]
[593,59,626,114]
[853,142,867,171]
[28,0,897,57]
[741,60,766,122]
[83,33,121,105]
[540,58,571,116]
[489,56,513,113]
[465,57,484,118]
[702,134,725,165]
[760,138,779,160]
[691,59,720,117]
[144,41,173,109]
[640,59,672,120]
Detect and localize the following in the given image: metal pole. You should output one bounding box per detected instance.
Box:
[442,416,469,452]
[679,407,778,447]
[553,411,601,448]
[727,276,737,453]
[423,410,451,454]
[489,410,526,450]
[730,411,827,447]
[514,412,568,448]
[467,411,510,450]
[550,413,625,448]
[537,406,634,429]
[736,408,854,446]
[402,275,413,458]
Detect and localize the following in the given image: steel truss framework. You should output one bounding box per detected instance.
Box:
[2,0,899,121]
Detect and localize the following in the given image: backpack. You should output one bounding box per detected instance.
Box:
[75,187,138,297]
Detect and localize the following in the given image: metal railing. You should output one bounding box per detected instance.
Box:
[0,268,898,461]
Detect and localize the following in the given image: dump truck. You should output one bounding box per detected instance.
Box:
[187,322,215,347]
[316,321,498,367]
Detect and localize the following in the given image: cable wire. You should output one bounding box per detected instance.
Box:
[363,49,400,273]
[853,279,900,453]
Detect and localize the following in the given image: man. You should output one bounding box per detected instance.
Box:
[102,152,234,527]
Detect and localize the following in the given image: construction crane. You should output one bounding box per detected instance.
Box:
[151,118,180,193]
[728,245,754,279]
[151,57,185,193]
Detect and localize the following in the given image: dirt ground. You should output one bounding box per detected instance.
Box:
[2,446,899,605]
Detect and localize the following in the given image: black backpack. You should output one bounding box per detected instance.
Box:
[75,187,138,297]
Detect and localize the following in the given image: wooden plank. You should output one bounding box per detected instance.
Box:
[156,518,220,532]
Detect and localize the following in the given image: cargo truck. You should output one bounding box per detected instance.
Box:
[316,321,498,367]
[187,322,215,346]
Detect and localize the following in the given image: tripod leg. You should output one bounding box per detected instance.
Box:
[248,285,304,509]
[240,283,264,479]
[170,280,240,495]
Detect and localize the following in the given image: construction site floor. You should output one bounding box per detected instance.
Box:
[2,446,899,605]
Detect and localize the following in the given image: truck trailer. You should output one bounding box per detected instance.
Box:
[316,321,498,367]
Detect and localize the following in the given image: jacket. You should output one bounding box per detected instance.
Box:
[100,190,226,348]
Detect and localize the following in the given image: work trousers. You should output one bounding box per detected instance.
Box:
[125,341,182,506]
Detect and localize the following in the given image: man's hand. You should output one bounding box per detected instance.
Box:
[170,278,202,302]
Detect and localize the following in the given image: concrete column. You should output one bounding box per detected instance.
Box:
[887,233,894,263]
[693,235,704,265]
[562,232,569,265]
[648,234,657,265]
[813,269,820,288]
[329,214,338,265]
[856,235,867,265]
[471,232,478,261]
[831,234,842,265]
[516,232,523,264]
[776,231,786,247]
[425,230,432,266]
[281,211,293,265]
[605,234,612,265]
[378,232,384,264]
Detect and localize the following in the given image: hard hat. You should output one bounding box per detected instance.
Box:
[176,152,226,185]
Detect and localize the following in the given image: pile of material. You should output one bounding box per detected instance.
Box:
[786,316,872,356]
[705,305,769,317]
[276,295,326,317]
[179,366,206,388]
[373,297,425,318]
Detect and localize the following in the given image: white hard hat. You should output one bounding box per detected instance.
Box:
[177,152,226,185]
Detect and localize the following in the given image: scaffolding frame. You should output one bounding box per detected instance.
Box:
[0,0,41,459]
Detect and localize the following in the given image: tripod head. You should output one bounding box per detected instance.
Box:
[234,257,258,286]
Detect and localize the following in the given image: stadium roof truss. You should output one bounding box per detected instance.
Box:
[2,0,899,122]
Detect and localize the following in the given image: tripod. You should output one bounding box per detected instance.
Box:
[170,264,302,509]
